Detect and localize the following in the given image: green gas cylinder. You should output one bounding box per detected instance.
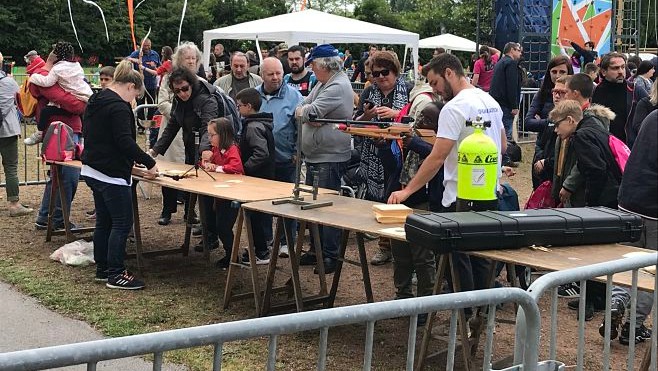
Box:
[457,116,498,202]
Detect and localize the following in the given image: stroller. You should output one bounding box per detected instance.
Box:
[340,149,367,198]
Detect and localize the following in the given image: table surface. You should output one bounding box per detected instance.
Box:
[468,244,656,292]
[241,193,409,241]
[54,160,335,203]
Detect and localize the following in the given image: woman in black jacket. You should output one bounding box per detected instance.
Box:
[150,66,219,225]
[81,60,158,290]
[526,56,573,188]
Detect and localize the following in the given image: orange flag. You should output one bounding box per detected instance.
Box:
[127,0,137,50]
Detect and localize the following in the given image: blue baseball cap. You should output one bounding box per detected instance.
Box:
[305,44,339,66]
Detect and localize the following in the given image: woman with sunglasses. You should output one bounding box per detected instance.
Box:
[526,56,573,189]
[150,66,219,227]
[354,51,411,266]
[152,42,215,227]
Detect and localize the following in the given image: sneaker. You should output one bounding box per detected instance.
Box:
[9,204,34,217]
[279,244,290,258]
[106,270,145,290]
[370,248,392,266]
[215,256,231,270]
[34,221,77,231]
[24,131,42,146]
[557,282,580,298]
[192,227,203,237]
[86,209,96,219]
[599,299,626,339]
[299,252,318,266]
[240,251,271,265]
[568,300,595,321]
[194,239,219,253]
[35,221,48,230]
[95,270,108,282]
[620,323,653,345]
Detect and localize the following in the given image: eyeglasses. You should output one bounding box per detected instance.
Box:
[550,117,569,128]
[173,85,191,94]
[551,88,568,96]
[371,69,391,78]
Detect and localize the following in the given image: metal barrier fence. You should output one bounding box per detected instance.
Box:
[0,118,47,188]
[517,88,540,144]
[0,288,549,371]
[513,253,658,371]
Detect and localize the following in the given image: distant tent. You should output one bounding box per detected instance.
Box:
[202,9,420,77]
[419,33,477,53]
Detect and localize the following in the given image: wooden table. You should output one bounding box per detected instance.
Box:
[236,193,408,316]
[45,160,335,271]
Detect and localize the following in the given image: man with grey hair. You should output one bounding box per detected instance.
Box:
[257,57,303,257]
[489,42,523,143]
[295,44,353,274]
[215,51,263,99]
[126,38,160,130]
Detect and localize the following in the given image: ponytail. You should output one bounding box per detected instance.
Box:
[114,59,144,90]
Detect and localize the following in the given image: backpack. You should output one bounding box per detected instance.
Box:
[524,180,557,210]
[608,134,630,174]
[41,121,76,162]
[18,79,39,117]
[211,87,241,139]
[394,92,434,123]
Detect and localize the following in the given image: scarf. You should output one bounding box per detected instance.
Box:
[358,77,409,201]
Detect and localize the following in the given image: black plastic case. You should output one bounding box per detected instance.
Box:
[404,207,643,254]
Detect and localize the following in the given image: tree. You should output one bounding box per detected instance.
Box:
[353,0,401,29]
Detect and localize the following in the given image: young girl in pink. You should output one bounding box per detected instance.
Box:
[199,118,243,269]
[26,41,93,145]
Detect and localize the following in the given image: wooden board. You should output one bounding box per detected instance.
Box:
[54,160,336,203]
[468,244,656,292]
[242,194,410,241]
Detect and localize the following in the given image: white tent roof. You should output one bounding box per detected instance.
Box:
[419,33,477,53]
[202,9,419,76]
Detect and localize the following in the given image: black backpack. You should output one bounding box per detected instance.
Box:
[211,87,241,140]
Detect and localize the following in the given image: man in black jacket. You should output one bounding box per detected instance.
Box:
[600,110,657,345]
[591,52,647,145]
[489,42,524,142]
[563,39,597,66]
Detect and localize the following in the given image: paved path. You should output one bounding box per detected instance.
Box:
[0,281,187,371]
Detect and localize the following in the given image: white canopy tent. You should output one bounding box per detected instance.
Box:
[202,9,420,78]
[419,33,477,53]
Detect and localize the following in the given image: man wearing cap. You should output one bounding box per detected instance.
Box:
[215,51,263,100]
[295,44,353,274]
[277,43,292,75]
[25,50,45,75]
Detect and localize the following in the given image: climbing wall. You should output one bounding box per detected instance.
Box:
[551,0,613,58]
[493,0,553,78]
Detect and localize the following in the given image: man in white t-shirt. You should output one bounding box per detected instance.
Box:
[388,53,508,303]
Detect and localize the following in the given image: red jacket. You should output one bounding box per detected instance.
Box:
[28,67,85,133]
[156,60,173,77]
[209,144,244,174]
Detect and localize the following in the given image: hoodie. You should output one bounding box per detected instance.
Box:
[572,105,620,208]
[26,56,46,76]
[552,104,615,206]
[240,112,275,179]
[81,89,155,184]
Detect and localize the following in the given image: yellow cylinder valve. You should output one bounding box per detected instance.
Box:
[457,116,498,201]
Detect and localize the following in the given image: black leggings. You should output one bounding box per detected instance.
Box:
[38,106,70,131]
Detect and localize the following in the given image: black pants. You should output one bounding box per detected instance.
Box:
[199,196,239,254]
[38,106,70,131]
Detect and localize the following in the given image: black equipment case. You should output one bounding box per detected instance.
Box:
[404,207,643,254]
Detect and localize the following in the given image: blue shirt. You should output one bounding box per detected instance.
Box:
[128,49,160,90]
[256,83,303,163]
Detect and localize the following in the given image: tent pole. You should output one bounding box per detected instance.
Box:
[255,36,262,65]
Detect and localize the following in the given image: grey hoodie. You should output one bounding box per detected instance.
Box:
[299,71,352,163]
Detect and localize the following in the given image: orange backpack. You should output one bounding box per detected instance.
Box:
[18,78,38,117]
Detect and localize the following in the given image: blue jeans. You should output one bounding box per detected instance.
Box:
[275,161,298,246]
[85,176,133,277]
[305,161,346,260]
[36,134,80,226]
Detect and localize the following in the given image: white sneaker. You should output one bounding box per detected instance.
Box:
[24,131,43,146]
[279,244,289,258]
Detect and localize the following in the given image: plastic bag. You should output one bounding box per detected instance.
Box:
[49,239,95,266]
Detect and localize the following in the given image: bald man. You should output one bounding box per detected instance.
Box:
[256,57,303,257]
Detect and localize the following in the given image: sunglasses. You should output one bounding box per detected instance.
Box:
[173,85,191,94]
[371,69,391,78]
[550,116,569,128]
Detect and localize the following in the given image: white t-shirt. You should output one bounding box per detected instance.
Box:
[436,87,504,207]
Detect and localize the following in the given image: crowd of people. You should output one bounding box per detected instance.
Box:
[0,38,656,341]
